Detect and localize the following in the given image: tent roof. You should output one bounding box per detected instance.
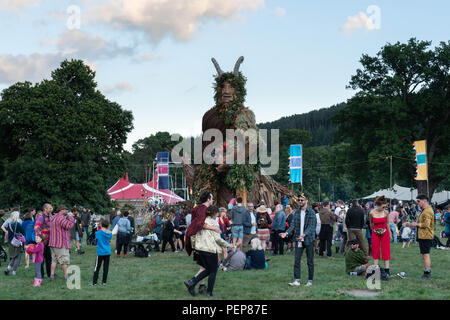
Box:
[363,184,449,203]
[107,173,184,204]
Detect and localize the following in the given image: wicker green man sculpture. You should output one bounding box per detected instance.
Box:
[193,56,260,207]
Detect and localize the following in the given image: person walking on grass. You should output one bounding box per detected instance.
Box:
[409,194,435,279]
[280,193,317,287]
[185,190,220,295]
[3,211,25,276]
[184,205,233,297]
[22,212,36,269]
[49,205,75,280]
[369,196,391,281]
[93,219,112,286]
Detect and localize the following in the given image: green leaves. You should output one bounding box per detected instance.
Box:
[0,59,133,213]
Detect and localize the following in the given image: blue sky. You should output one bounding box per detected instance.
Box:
[0,0,448,151]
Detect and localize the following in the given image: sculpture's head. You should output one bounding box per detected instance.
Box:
[212,56,247,106]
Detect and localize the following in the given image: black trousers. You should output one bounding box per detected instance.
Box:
[193,251,219,294]
[319,224,333,257]
[161,236,175,253]
[93,255,110,284]
[294,242,314,281]
[273,230,284,255]
[41,244,52,277]
[116,232,129,255]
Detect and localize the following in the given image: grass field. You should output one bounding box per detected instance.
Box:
[1,228,449,300]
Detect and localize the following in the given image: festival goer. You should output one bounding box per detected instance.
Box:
[185,190,220,295]
[185,205,232,297]
[22,212,36,268]
[3,211,25,276]
[346,200,368,257]
[25,233,45,286]
[272,204,287,255]
[401,221,412,248]
[336,205,348,254]
[49,205,75,280]
[71,208,85,254]
[280,193,317,287]
[0,210,5,255]
[34,203,53,278]
[389,206,401,243]
[369,196,391,281]
[162,214,182,253]
[111,210,121,230]
[409,194,435,279]
[230,197,247,251]
[444,204,450,247]
[345,238,370,276]
[116,210,132,257]
[81,207,91,246]
[218,207,231,263]
[364,202,373,256]
[93,219,112,286]
[245,238,266,270]
[256,205,272,251]
[242,202,258,251]
[285,206,294,252]
[109,208,116,225]
[318,201,334,258]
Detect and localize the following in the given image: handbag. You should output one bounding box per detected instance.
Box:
[374,228,386,236]
[112,224,119,235]
[10,223,23,247]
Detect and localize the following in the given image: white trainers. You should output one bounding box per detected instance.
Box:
[288,280,300,286]
[305,280,313,287]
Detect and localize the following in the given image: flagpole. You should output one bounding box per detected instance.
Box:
[426,140,430,201]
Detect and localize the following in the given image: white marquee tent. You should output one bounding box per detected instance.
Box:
[363,184,450,203]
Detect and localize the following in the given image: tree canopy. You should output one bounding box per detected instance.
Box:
[0,59,134,212]
[333,38,449,200]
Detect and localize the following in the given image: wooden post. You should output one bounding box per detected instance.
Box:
[237,189,247,206]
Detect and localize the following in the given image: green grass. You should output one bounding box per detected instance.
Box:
[1,228,449,300]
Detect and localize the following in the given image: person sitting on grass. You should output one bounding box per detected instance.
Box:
[345,239,370,276]
[245,238,267,270]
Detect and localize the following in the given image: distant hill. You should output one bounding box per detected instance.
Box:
[258,102,345,147]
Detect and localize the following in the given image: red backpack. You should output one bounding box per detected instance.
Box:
[151,217,157,229]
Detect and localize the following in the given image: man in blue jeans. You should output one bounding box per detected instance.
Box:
[281,193,317,287]
[230,197,247,251]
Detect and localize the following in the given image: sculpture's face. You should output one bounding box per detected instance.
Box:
[219,81,235,104]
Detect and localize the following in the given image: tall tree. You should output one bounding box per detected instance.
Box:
[0,59,134,212]
[333,38,449,200]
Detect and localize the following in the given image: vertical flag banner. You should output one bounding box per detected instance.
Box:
[289,144,302,184]
[157,151,170,189]
[413,140,427,180]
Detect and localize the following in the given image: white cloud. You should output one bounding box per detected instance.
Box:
[103,81,133,94]
[0,53,61,84]
[274,7,286,17]
[88,0,265,43]
[0,0,42,12]
[0,53,94,85]
[43,30,136,61]
[340,12,377,32]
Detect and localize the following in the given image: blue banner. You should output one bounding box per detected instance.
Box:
[289,145,302,184]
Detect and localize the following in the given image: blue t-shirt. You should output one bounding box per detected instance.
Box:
[95,229,112,256]
[22,220,36,243]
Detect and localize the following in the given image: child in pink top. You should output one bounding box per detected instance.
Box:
[25,234,45,287]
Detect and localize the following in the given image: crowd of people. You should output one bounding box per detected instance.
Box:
[0,191,449,296]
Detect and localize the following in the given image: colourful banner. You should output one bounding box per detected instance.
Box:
[289,144,302,184]
[413,140,427,181]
